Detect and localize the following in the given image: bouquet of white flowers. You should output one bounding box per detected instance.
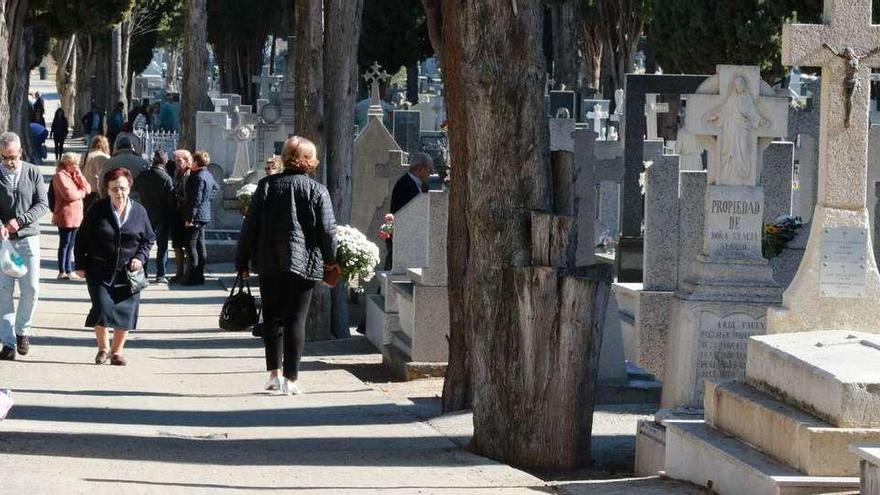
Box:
[236,184,258,210]
[335,225,380,291]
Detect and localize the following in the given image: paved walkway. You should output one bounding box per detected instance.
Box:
[0,221,551,494]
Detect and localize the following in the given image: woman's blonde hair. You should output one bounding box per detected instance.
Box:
[281,136,319,174]
[56,152,80,171]
[90,135,110,155]
[193,150,211,168]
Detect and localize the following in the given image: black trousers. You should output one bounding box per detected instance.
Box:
[259,273,315,381]
[183,223,206,281]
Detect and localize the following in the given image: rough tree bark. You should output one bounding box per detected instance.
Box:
[323,0,363,340]
[421,0,471,413]
[0,0,11,132]
[578,9,603,90]
[180,0,209,150]
[165,44,180,91]
[424,0,611,470]
[294,0,332,341]
[52,35,77,121]
[6,0,28,137]
[111,24,125,110]
[549,0,580,89]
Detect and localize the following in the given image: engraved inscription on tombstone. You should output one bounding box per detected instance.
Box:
[820,226,869,298]
[692,311,766,401]
[704,185,764,261]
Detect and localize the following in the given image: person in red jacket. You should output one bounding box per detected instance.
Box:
[51,153,91,279]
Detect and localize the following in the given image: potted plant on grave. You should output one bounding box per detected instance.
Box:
[335,225,381,292]
[762,215,804,259]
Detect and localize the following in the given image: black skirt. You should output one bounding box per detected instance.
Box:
[85,277,141,330]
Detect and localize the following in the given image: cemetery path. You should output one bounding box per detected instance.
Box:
[0,220,550,494]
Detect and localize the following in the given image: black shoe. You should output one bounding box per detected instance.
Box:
[16,335,29,356]
[180,277,205,286]
[0,345,15,360]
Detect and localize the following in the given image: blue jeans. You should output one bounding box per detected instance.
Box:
[57,227,77,274]
[0,236,40,348]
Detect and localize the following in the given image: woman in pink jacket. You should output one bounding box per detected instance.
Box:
[51,153,91,279]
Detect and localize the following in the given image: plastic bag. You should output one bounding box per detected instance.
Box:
[0,389,12,420]
[0,239,27,278]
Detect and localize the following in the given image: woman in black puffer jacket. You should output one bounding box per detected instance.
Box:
[235,136,338,396]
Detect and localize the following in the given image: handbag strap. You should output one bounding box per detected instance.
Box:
[229,272,243,298]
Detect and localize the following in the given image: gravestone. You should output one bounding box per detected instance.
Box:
[789,78,821,222]
[586,102,610,140]
[644,94,669,140]
[393,110,421,154]
[664,5,880,493]
[619,74,709,283]
[252,65,282,104]
[662,65,789,409]
[549,87,577,119]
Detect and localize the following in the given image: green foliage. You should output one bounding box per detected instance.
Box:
[129,0,184,76]
[31,0,134,38]
[358,0,433,75]
[650,0,880,80]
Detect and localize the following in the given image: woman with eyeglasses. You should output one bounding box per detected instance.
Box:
[74,167,155,366]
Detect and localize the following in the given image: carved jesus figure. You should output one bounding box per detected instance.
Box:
[703,75,770,186]
[823,44,880,128]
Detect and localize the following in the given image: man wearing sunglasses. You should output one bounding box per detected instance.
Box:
[0,132,48,360]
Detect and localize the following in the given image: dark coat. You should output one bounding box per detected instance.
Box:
[184,167,219,224]
[236,170,337,280]
[133,165,175,226]
[75,198,156,285]
[50,116,69,141]
[80,111,104,134]
[390,172,422,214]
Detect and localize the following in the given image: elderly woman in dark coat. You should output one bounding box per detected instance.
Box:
[236,136,338,396]
[75,167,155,366]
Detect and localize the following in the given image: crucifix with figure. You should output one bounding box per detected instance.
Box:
[767,0,880,332]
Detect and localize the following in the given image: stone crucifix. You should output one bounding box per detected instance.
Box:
[685,66,788,187]
[782,0,880,210]
[586,103,610,139]
[363,61,391,107]
[644,94,669,140]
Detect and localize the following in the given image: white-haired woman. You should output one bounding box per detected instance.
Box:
[235,136,338,395]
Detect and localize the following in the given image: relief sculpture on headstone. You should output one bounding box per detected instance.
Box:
[822,43,880,127]
[701,75,771,186]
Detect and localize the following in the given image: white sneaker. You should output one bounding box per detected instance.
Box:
[281,379,303,396]
[264,376,282,392]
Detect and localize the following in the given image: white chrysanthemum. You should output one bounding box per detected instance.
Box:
[335,225,381,290]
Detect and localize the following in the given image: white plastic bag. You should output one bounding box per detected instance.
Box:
[0,239,27,278]
[0,389,12,420]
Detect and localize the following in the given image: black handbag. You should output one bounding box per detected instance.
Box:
[220,274,259,331]
[127,267,148,294]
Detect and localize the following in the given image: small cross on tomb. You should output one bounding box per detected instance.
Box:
[363,61,391,108]
[587,104,610,139]
[685,66,788,187]
[252,65,282,99]
[644,94,669,140]
[782,0,880,210]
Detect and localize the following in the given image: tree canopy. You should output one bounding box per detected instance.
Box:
[358,0,432,76]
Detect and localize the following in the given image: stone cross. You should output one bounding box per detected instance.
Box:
[587,104,610,139]
[252,65,282,100]
[363,61,391,107]
[644,94,669,140]
[782,0,880,210]
[685,66,788,186]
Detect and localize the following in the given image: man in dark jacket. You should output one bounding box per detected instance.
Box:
[182,151,219,285]
[133,156,175,283]
[0,132,49,360]
[104,137,149,186]
[80,104,104,144]
[390,152,433,214]
[385,152,433,269]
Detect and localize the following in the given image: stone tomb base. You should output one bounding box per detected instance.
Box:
[661,299,769,409]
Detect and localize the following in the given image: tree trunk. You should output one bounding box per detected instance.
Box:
[324,0,363,340]
[406,62,419,104]
[53,35,77,122]
[294,0,332,341]
[111,24,125,110]
[10,23,32,153]
[75,36,95,136]
[181,0,209,150]
[549,0,579,90]
[120,20,132,110]
[0,0,11,132]
[578,16,603,91]
[433,0,608,471]
[165,44,179,92]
